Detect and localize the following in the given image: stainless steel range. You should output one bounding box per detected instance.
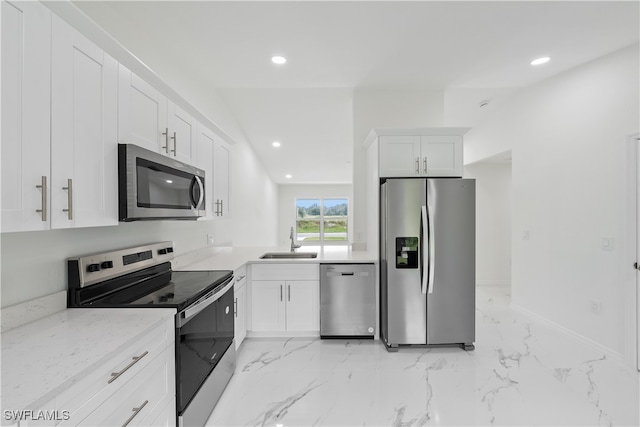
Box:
[67,242,235,427]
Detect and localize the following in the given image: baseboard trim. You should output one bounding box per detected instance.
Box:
[511,302,626,367]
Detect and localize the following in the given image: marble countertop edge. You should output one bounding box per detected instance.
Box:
[1,308,176,412]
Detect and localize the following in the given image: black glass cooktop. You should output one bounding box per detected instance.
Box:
[79,268,233,311]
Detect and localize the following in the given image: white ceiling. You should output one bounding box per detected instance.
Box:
[73,1,639,183]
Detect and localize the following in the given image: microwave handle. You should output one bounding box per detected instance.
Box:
[191,176,204,209]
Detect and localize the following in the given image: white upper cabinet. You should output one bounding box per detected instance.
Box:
[214,140,231,217]
[2,3,118,232]
[195,124,215,219]
[377,131,465,178]
[50,15,118,229]
[118,65,168,153]
[118,65,195,164]
[1,1,52,232]
[167,102,196,164]
[195,124,232,219]
[378,135,421,177]
[420,135,463,177]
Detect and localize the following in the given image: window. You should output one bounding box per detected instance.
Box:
[296,198,348,244]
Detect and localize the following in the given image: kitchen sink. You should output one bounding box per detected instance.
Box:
[259,252,318,259]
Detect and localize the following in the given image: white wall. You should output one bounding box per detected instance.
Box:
[353,89,445,250]
[277,184,353,248]
[465,44,639,360]
[0,7,279,309]
[464,162,512,287]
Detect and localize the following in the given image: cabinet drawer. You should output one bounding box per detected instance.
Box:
[251,264,318,281]
[57,317,174,426]
[77,346,174,426]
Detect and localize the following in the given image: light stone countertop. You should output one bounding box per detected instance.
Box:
[1,308,175,414]
[173,245,378,272]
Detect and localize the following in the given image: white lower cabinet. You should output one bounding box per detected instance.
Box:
[249,264,319,334]
[77,346,174,427]
[234,264,247,349]
[56,317,176,427]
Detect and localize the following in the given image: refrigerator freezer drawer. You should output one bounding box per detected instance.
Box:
[320,263,376,337]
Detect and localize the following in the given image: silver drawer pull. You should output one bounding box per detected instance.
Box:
[108,351,148,384]
[121,400,148,427]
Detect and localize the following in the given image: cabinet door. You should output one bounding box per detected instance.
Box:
[1,1,51,232]
[234,283,247,349]
[214,140,231,217]
[167,101,195,164]
[118,65,168,153]
[378,135,421,177]
[420,135,463,177]
[51,16,118,229]
[286,281,319,332]
[250,281,286,332]
[195,124,215,219]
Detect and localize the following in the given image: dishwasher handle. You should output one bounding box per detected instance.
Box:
[326,271,370,277]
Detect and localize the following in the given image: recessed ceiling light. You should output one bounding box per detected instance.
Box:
[285,174,292,179]
[272,141,281,148]
[271,56,287,65]
[530,57,551,66]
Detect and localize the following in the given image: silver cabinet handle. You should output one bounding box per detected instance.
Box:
[423,157,427,174]
[36,176,47,221]
[62,178,73,220]
[415,157,420,174]
[108,351,148,384]
[220,199,224,216]
[280,285,283,302]
[121,400,148,427]
[234,298,238,317]
[171,131,177,156]
[288,285,291,302]
[161,128,169,154]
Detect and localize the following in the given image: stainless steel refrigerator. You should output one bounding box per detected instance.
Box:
[380,178,475,351]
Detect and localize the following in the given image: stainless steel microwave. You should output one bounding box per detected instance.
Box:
[118,143,205,221]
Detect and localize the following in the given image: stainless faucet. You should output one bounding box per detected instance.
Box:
[290,227,302,252]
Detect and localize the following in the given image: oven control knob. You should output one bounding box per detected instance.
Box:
[101,261,114,269]
[87,263,101,272]
[167,247,174,253]
[167,293,174,298]
[159,295,168,302]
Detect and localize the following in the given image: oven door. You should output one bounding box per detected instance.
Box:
[176,279,234,414]
[118,143,205,221]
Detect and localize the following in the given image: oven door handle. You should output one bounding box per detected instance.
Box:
[178,278,233,326]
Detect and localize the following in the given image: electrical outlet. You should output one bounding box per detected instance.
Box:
[356,232,363,242]
[589,298,601,314]
[207,234,215,246]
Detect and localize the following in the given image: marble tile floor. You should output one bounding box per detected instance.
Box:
[206,286,640,426]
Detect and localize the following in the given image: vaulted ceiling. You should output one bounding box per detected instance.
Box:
[74,1,639,183]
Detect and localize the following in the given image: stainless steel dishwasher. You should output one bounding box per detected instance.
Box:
[320,263,376,338]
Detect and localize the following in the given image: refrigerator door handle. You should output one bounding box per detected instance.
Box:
[421,205,429,294]
[427,205,435,294]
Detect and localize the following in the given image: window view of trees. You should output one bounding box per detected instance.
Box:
[296,198,348,243]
